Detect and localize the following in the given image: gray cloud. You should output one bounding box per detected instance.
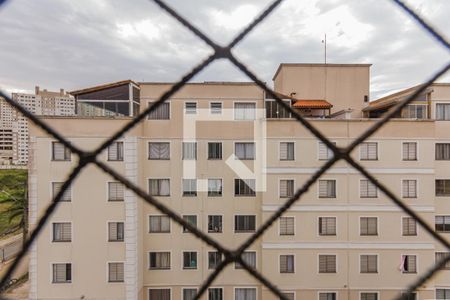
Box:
[0,0,449,98]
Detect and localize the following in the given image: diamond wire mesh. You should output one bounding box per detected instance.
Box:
[0,0,449,299]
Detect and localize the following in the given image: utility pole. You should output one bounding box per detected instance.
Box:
[322,34,327,64]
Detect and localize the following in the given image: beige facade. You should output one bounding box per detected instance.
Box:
[28,64,450,300]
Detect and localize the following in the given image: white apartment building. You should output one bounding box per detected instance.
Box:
[0,87,75,165]
[28,64,450,300]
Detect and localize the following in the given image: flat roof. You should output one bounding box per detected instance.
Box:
[70,80,140,95]
[138,81,259,86]
[272,63,372,81]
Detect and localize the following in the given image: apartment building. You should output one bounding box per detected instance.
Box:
[28,64,450,300]
[0,87,75,165]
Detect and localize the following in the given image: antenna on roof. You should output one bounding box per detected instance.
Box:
[321,34,327,64]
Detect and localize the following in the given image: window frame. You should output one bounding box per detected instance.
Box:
[318,254,337,274]
[107,141,124,161]
[359,179,378,198]
[209,102,223,115]
[402,141,418,161]
[359,216,379,236]
[52,222,72,243]
[108,181,124,202]
[182,251,198,270]
[359,254,378,274]
[234,142,255,160]
[402,179,418,198]
[359,142,378,161]
[148,251,171,270]
[108,221,125,242]
[148,215,171,233]
[318,216,337,236]
[148,141,171,160]
[208,215,223,233]
[148,178,171,197]
[51,141,71,161]
[279,216,295,236]
[234,215,256,233]
[234,101,256,121]
[279,254,295,273]
[184,101,197,115]
[207,142,223,160]
[147,101,170,120]
[234,178,256,197]
[107,261,124,283]
[402,216,417,236]
[318,179,337,199]
[279,141,295,161]
[182,142,197,160]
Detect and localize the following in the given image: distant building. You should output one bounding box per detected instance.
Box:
[0,87,75,165]
[70,80,140,117]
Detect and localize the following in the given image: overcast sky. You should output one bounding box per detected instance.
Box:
[0,0,449,99]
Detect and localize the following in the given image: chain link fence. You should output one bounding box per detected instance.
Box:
[0,0,450,299]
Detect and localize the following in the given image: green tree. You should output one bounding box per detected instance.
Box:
[0,170,28,241]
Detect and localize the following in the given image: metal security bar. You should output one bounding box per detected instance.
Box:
[0,0,450,300]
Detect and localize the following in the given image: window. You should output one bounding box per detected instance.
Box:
[210,102,222,114]
[400,255,417,273]
[360,255,378,273]
[435,252,450,270]
[436,180,450,196]
[402,180,417,198]
[182,142,197,160]
[108,142,123,161]
[318,141,335,160]
[208,142,222,160]
[279,217,295,236]
[402,217,417,236]
[183,179,197,196]
[436,103,450,120]
[235,288,256,300]
[235,251,256,269]
[319,180,336,198]
[183,289,197,300]
[185,102,197,114]
[208,215,222,233]
[360,293,378,300]
[52,223,71,242]
[266,100,291,119]
[149,289,171,300]
[319,293,336,300]
[437,289,450,300]
[208,252,222,269]
[209,288,223,300]
[235,142,255,160]
[235,215,256,232]
[52,182,71,202]
[108,222,124,241]
[52,142,71,161]
[182,215,197,233]
[148,102,170,120]
[402,104,427,119]
[280,255,294,273]
[234,102,256,120]
[149,142,170,160]
[52,263,71,283]
[149,216,170,233]
[149,252,170,269]
[436,216,450,232]
[235,179,256,196]
[208,179,222,197]
[149,179,170,196]
[280,142,294,160]
[360,217,378,236]
[279,180,294,198]
[319,255,336,273]
[360,142,378,160]
[403,142,417,160]
[108,182,124,201]
[400,292,417,300]
[183,252,197,269]
[280,292,295,300]
[360,180,377,198]
[436,143,450,160]
[108,262,124,282]
[319,217,337,236]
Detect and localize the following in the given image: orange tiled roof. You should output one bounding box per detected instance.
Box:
[292,99,333,109]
